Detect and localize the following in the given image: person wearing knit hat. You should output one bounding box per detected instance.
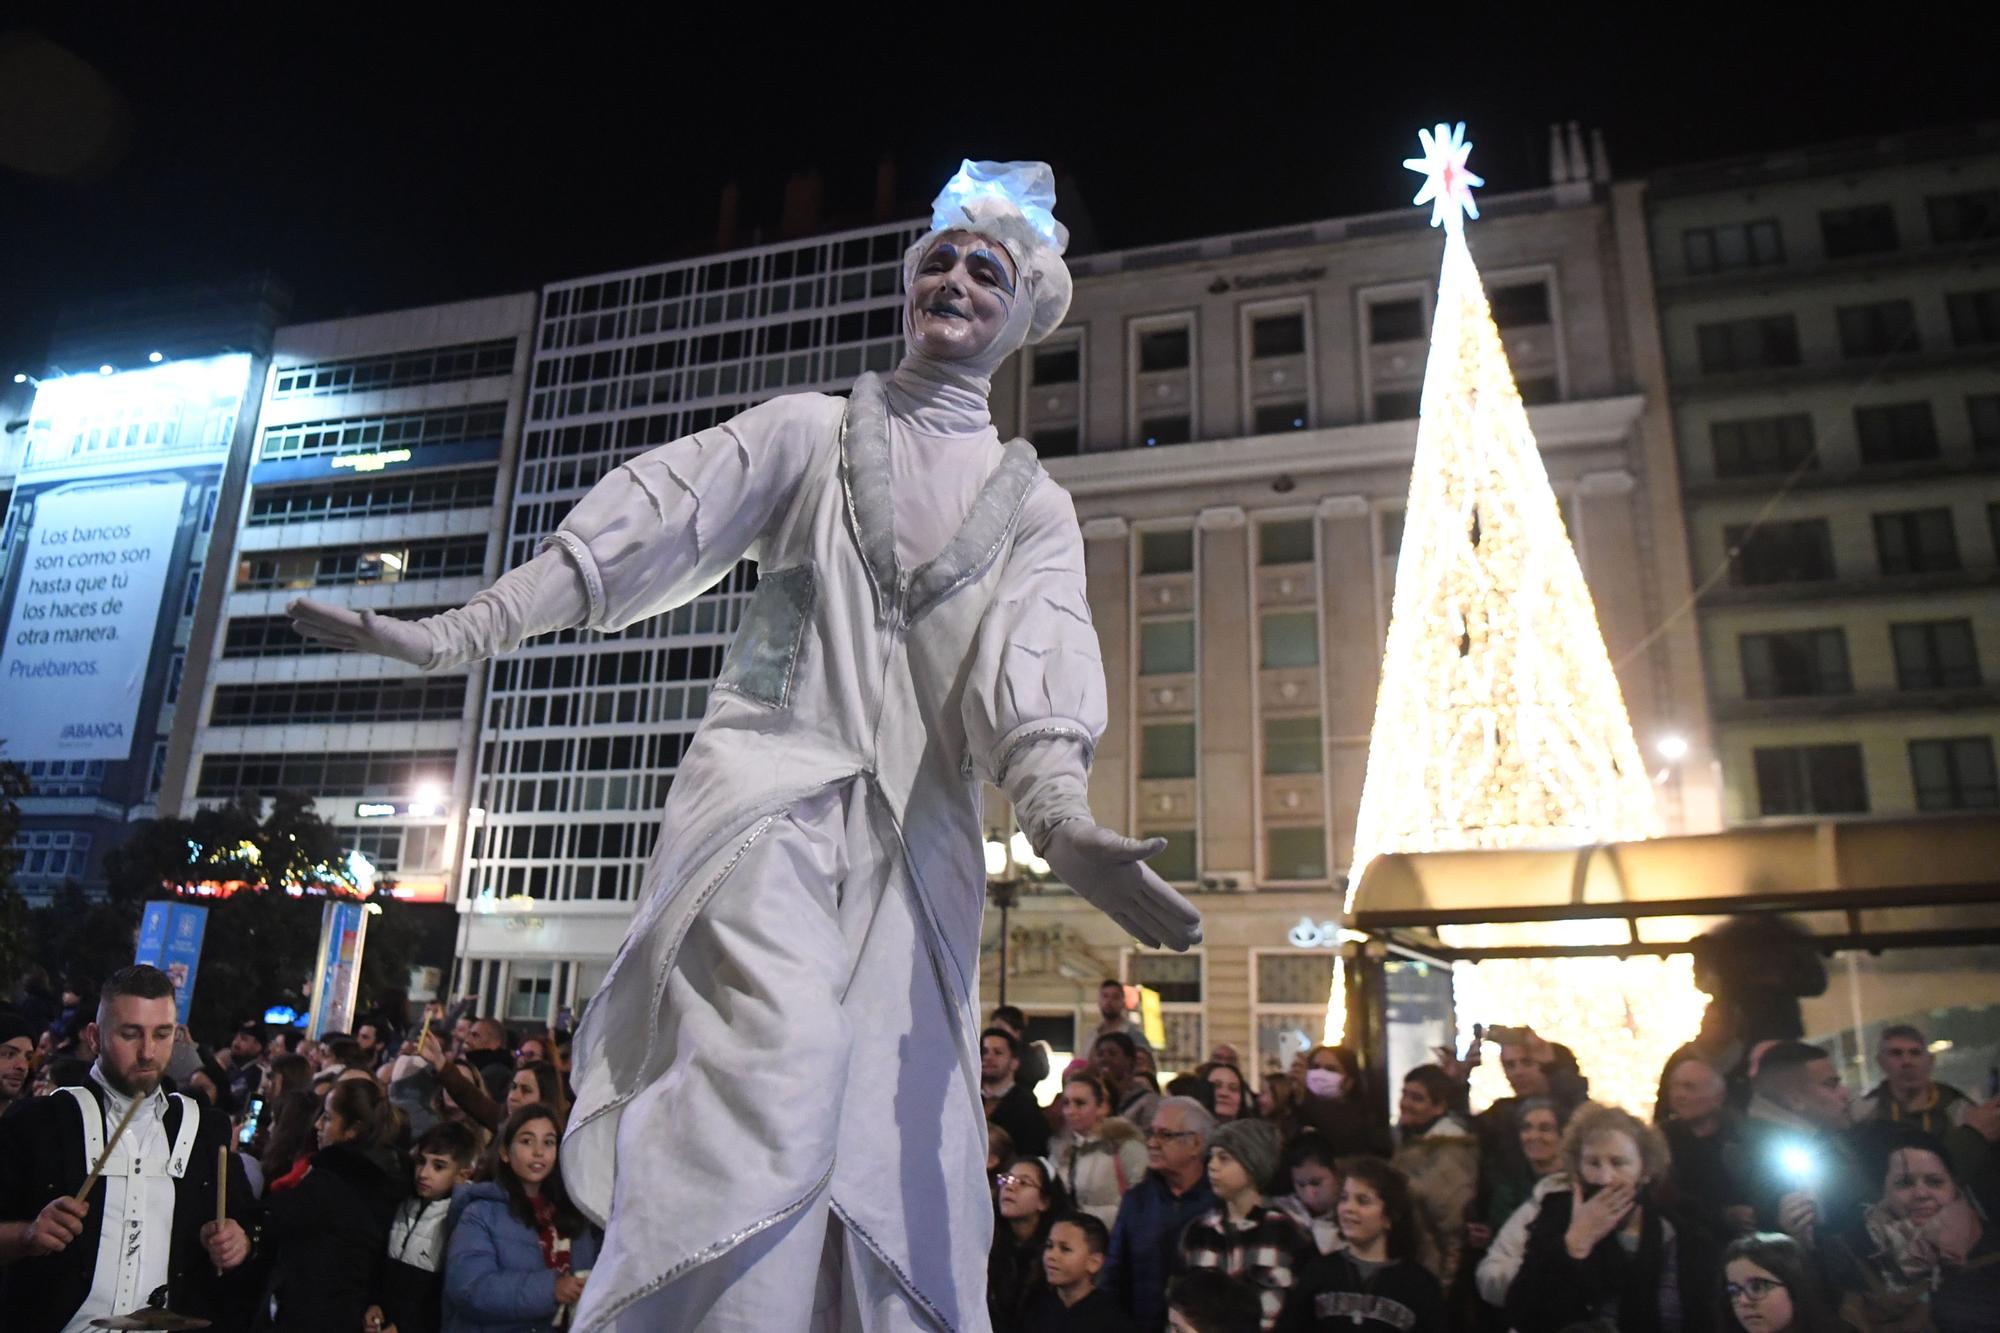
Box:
[0,1009,36,1117]
[288,158,1201,1332]
[1178,1118,1317,1331]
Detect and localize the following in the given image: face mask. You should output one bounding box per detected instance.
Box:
[1305,1068,1345,1099]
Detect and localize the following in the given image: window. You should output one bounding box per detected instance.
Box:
[1139,723,1197,779]
[1259,519,1315,565]
[247,469,497,526]
[1739,629,1851,698]
[1683,220,1785,274]
[1139,620,1197,675]
[1697,316,1801,373]
[1725,519,1835,585]
[1373,389,1422,421]
[1489,281,1551,329]
[1266,827,1327,880]
[1140,415,1191,447]
[1971,394,2000,454]
[1711,414,1816,478]
[1837,300,1919,358]
[1874,508,1960,575]
[272,338,517,399]
[1891,621,1980,690]
[234,536,488,590]
[1140,528,1195,574]
[1035,426,1079,458]
[1260,611,1319,668]
[1263,714,1322,775]
[1138,328,1191,372]
[1031,343,1080,385]
[1252,402,1309,434]
[260,403,508,462]
[1127,950,1203,1070]
[1820,204,1899,259]
[1909,738,1999,811]
[1140,833,1198,886]
[209,676,468,726]
[1854,403,1940,465]
[1251,313,1306,359]
[163,652,185,705]
[1516,376,1560,406]
[195,750,455,799]
[1754,744,1868,815]
[222,607,452,658]
[1947,290,2000,347]
[1253,952,1335,1074]
[506,961,556,1022]
[1369,299,1426,343]
[1928,189,2000,244]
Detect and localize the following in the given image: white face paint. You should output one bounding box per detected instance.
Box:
[907,229,1018,363]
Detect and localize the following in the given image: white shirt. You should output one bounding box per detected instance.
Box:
[62,1067,175,1333]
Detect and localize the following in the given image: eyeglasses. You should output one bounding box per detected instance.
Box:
[1725,1277,1786,1304]
[1146,1129,1199,1144]
[994,1173,1042,1190]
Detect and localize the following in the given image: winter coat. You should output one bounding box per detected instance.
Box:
[1393,1112,1480,1288]
[441,1182,603,1333]
[254,1140,406,1333]
[1101,1170,1219,1333]
[379,1194,455,1333]
[1504,1189,1718,1333]
[990,1079,1052,1158]
[1473,1171,1567,1311]
[1052,1118,1149,1228]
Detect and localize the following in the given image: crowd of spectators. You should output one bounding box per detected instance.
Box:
[4,963,1997,1332]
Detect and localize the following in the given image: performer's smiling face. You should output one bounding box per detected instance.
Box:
[91,992,178,1097]
[908,229,1018,362]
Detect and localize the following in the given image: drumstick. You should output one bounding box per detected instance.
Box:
[216,1145,228,1226]
[73,1093,143,1203]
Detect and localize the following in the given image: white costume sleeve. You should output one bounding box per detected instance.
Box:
[539,395,833,633]
[417,548,588,671]
[962,480,1106,850]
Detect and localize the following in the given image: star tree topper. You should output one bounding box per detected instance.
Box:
[1404,121,1485,234]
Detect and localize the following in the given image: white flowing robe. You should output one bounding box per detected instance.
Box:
[551,370,1106,1330]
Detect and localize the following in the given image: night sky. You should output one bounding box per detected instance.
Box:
[0,9,1986,374]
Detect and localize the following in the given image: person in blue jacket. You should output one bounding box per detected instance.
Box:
[443,1104,600,1333]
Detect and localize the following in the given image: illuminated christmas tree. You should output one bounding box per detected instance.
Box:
[1331,129,1690,1110]
[1348,123,1659,893]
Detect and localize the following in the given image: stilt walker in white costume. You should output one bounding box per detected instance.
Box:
[290,160,1204,1331]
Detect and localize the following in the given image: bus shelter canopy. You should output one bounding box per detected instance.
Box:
[1347,814,2000,960]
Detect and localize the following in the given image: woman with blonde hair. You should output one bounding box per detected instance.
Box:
[1506,1102,1720,1331]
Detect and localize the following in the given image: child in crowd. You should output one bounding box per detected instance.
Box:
[1277,1156,1443,1332]
[1270,1134,1343,1256]
[367,1120,481,1333]
[1179,1120,1316,1332]
[1167,1271,1264,1333]
[1023,1212,1134,1332]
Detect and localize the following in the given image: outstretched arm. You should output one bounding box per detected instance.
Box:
[284,393,838,668]
[288,547,585,670]
[965,481,1201,952]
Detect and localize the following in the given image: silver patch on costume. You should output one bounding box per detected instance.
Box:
[715,563,817,707]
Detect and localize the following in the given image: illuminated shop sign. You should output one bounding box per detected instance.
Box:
[354,799,444,819]
[330,448,413,473]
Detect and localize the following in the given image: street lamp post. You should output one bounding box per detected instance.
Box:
[983,827,1049,1008]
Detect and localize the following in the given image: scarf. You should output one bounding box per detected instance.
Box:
[531,1194,573,1275]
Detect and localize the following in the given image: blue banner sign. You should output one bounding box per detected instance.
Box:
[133,900,209,1025]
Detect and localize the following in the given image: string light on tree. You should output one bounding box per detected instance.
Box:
[1328,126,1698,1114]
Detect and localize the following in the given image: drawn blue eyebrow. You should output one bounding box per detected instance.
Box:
[970,247,1016,296]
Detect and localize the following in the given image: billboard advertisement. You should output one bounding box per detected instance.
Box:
[1,478,188,758]
[308,899,369,1039]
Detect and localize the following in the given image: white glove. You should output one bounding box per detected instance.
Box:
[1044,822,1202,951]
[286,597,434,667]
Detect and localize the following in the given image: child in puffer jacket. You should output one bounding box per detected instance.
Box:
[368,1120,481,1333]
[443,1105,601,1333]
